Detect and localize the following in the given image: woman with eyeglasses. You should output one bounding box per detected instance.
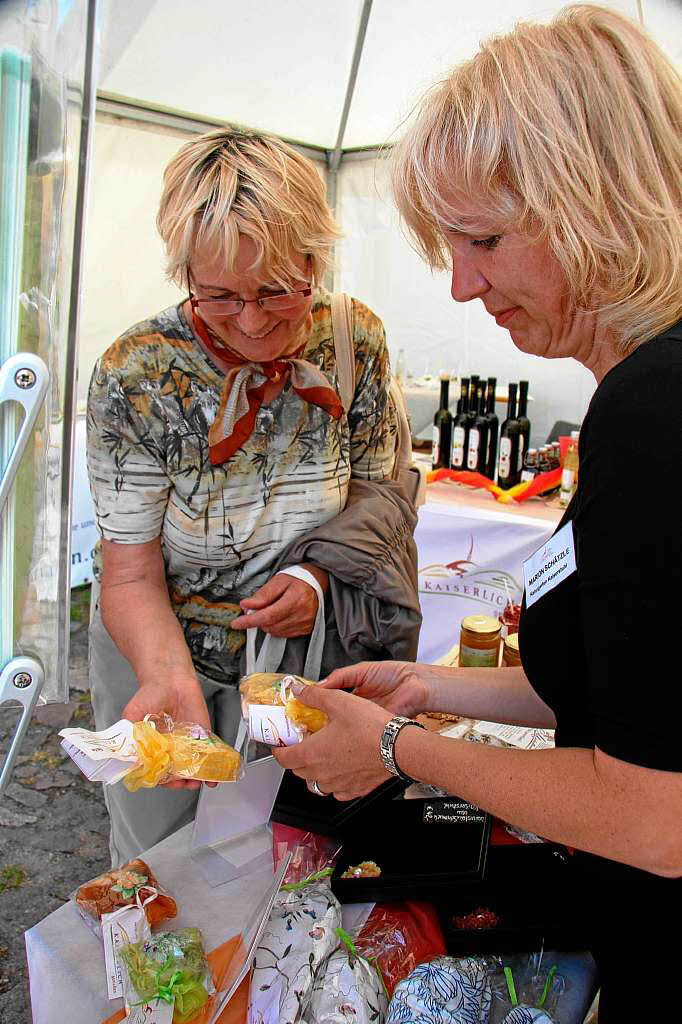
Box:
[86,128,421,864]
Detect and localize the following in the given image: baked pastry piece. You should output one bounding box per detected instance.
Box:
[123,719,241,791]
[76,858,177,926]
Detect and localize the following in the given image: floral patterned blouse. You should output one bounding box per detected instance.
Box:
[86,287,397,686]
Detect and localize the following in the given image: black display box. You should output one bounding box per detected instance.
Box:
[271,773,491,903]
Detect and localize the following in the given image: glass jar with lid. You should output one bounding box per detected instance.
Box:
[459,614,501,667]
[502,632,522,667]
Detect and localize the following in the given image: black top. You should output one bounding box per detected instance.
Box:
[519,320,682,1019]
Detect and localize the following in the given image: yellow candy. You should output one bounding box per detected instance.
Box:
[124,721,172,791]
[284,697,327,734]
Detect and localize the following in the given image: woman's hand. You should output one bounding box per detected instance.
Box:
[122,676,212,790]
[230,564,328,637]
[323,660,429,719]
[273,684,393,801]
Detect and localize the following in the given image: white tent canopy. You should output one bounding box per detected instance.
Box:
[79,0,682,445]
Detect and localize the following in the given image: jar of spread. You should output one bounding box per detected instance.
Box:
[498,600,522,638]
[459,615,501,667]
[502,632,522,667]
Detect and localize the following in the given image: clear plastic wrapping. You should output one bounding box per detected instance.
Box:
[74,858,177,935]
[59,715,243,790]
[120,927,215,1024]
[354,901,447,998]
[249,827,342,1024]
[239,673,327,745]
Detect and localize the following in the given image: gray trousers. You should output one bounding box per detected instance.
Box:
[88,580,243,867]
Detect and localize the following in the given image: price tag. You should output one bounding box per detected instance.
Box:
[102,906,149,1000]
[59,720,138,784]
[123,999,174,1024]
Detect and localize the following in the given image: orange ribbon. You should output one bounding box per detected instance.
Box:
[427,467,561,504]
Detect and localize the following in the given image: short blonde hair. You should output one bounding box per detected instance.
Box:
[157,128,341,289]
[392,4,682,350]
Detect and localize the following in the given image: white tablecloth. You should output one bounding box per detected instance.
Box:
[24,822,278,1024]
[415,482,561,663]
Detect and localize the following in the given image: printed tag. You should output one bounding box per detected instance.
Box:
[123,999,174,1024]
[472,721,555,750]
[523,520,577,609]
[247,705,302,746]
[59,720,137,784]
[102,906,149,1000]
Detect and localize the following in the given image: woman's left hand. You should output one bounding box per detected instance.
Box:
[230,563,328,637]
[273,683,393,800]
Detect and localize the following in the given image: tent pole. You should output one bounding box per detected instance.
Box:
[57,0,99,694]
[327,0,373,288]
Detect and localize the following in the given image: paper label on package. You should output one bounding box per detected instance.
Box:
[473,721,555,750]
[59,720,137,784]
[523,521,576,608]
[102,906,148,1000]
[247,705,302,746]
[123,999,174,1024]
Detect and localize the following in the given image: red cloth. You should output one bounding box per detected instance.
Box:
[191,312,343,465]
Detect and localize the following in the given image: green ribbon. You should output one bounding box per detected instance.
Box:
[333,927,389,1001]
[280,867,332,891]
[504,966,518,1006]
[156,969,183,1005]
[538,965,557,1008]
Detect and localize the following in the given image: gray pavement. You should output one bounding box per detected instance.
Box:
[0,586,110,1024]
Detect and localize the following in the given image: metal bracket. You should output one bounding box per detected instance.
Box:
[0,351,49,516]
[0,656,45,796]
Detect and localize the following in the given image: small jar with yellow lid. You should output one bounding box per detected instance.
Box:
[459,614,501,667]
[502,632,522,667]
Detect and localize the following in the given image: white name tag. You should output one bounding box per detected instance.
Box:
[523,521,577,608]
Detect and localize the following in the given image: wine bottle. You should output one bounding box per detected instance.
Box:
[432,374,453,470]
[497,383,521,489]
[467,379,489,472]
[484,377,498,480]
[450,376,470,469]
[516,380,530,475]
[467,375,480,429]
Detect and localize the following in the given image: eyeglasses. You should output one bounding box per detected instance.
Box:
[188,277,312,321]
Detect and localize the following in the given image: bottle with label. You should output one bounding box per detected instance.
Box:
[484,377,499,480]
[559,430,580,507]
[432,374,453,470]
[516,380,530,473]
[466,379,489,472]
[497,383,521,489]
[551,442,561,469]
[537,445,550,474]
[521,448,538,482]
[450,376,470,469]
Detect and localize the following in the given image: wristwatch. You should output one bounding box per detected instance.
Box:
[379,716,426,783]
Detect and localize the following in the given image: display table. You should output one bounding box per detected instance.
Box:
[415,481,562,664]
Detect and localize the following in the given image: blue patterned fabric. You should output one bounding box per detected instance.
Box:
[501,1008,554,1023]
[386,956,492,1024]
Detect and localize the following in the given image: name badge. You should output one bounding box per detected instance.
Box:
[523,521,577,608]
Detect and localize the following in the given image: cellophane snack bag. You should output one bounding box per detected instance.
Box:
[59,715,242,791]
[120,927,215,1024]
[239,673,327,746]
[248,827,342,1024]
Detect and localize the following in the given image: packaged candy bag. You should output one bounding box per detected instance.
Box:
[302,926,388,1024]
[249,829,342,1024]
[239,673,327,746]
[59,716,242,790]
[386,956,493,1024]
[75,858,177,932]
[120,927,215,1024]
[355,901,447,998]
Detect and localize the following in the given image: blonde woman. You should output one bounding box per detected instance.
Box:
[86,128,421,863]
[275,7,682,1017]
